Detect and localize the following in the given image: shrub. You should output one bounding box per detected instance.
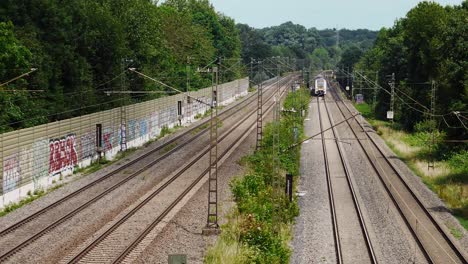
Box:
[210,88,309,263]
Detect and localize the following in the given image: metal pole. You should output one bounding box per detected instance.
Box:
[428,80,436,170]
[347,67,351,100]
[120,59,128,152]
[390,73,395,125]
[256,61,263,150]
[203,63,220,235]
[186,56,190,92]
[250,58,253,83]
[272,59,281,234]
[374,71,378,113]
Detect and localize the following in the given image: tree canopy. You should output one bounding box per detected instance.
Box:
[354,1,467,138]
[0,0,242,132]
[0,2,378,133]
[239,21,377,70]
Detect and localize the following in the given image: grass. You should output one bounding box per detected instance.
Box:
[191,123,209,135]
[354,102,374,119]
[194,113,203,120]
[0,190,44,217]
[0,184,65,217]
[455,211,468,230]
[358,103,468,232]
[0,182,66,217]
[448,222,464,239]
[162,142,178,154]
[74,157,112,176]
[205,211,259,264]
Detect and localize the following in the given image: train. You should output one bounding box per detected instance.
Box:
[312,75,327,96]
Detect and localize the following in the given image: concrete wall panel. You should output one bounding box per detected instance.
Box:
[0,78,248,207]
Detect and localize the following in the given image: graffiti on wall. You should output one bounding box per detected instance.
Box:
[149,112,159,137]
[118,124,127,149]
[102,128,114,151]
[128,120,136,141]
[3,154,21,193]
[80,132,95,160]
[18,147,32,186]
[159,106,177,128]
[32,139,49,184]
[139,119,148,137]
[191,96,208,116]
[49,134,78,175]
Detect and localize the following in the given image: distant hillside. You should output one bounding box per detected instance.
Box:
[237,21,377,69]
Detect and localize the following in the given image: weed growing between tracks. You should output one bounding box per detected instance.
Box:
[355,102,468,232]
[205,88,310,263]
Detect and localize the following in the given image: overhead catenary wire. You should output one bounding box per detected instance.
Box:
[1,70,129,104]
[0,93,150,129]
[0,68,38,88]
[6,65,213,108]
[454,112,468,130]
[339,69,467,125]
[129,68,211,107]
[1,58,245,131]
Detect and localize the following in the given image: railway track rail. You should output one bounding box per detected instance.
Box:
[317,96,377,264]
[0,76,292,262]
[63,76,291,264]
[328,83,468,264]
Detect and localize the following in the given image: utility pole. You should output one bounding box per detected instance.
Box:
[389,73,395,124]
[186,56,192,122]
[250,58,253,83]
[374,71,378,113]
[428,80,437,170]
[186,56,191,92]
[347,67,351,100]
[358,71,362,95]
[120,59,132,152]
[256,61,263,150]
[272,77,281,234]
[351,70,356,102]
[203,60,220,235]
[271,58,282,234]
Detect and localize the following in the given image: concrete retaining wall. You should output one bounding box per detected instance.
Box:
[0,78,248,208]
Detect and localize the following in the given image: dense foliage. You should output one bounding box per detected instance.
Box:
[0,1,376,134]
[237,21,377,70]
[0,0,241,132]
[349,1,467,139]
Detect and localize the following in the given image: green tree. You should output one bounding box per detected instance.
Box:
[236,23,272,64]
[0,21,36,132]
[309,47,331,70]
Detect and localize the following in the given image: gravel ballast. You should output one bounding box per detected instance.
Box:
[291,99,336,264]
[328,99,428,264]
[341,97,468,254]
[0,84,279,263]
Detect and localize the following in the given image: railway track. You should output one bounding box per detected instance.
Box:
[328,83,468,264]
[316,96,377,264]
[0,76,293,262]
[63,76,291,264]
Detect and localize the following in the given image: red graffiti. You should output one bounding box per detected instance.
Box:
[48,134,78,175]
[103,133,113,151]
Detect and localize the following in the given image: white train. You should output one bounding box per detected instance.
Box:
[313,75,327,96]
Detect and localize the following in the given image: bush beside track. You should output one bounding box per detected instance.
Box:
[205,87,310,263]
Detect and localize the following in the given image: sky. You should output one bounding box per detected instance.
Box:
[207,0,464,30]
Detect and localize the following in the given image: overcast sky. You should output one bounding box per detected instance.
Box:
[206,0,463,30]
